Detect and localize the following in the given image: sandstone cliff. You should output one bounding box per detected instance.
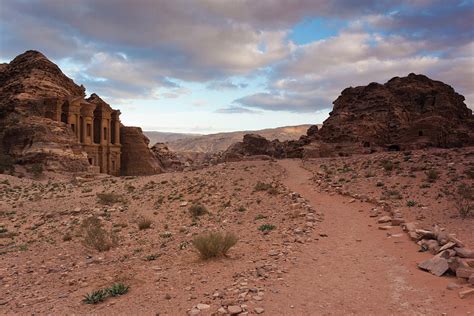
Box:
[0,50,162,176]
[120,126,163,176]
[0,51,90,173]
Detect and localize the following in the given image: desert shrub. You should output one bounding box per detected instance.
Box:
[381,160,393,172]
[192,231,238,259]
[258,224,276,232]
[81,216,117,252]
[456,184,473,218]
[237,206,246,212]
[96,193,125,205]
[30,163,43,178]
[137,217,152,230]
[425,169,439,182]
[83,289,107,304]
[406,200,417,207]
[107,283,129,297]
[189,204,207,218]
[254,182,272,191]
[254,214,267,220]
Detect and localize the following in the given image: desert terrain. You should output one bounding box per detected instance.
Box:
[0,149,473,314]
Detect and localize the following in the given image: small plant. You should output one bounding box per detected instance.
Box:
[137,217,152,230]
[254,214,267,220]
[160,231,172,238]
[83,289,107,304]
[81,216,117,252]
[144,254,159,261]
[83,284,130,304]
[381,160,393,172]
[258,224,276,232]
[376,181,384,187]
[192,231,238,259]
[107,283,129,297]
[189,204,207,218]
[456,184,473,218]
[30,163,43,178]
[254,182,272,191]
[63,232,72,241]
[237,206,246,212]
[425,169,439,182]
[406,200,417,207]
[96,193,125,205]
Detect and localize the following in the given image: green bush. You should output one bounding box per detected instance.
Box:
[107,283,129,297]
[406,200,417,207]
[83,289,107,304]
[83,283,129,304]
[192,231,238,259]
[258,224,276,232]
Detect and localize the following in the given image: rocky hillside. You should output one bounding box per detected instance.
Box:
[143,131,200,145]
[152,125,313,153]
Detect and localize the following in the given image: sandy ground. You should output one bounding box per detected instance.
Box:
[0,151,473,315]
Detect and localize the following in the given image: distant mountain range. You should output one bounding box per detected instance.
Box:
[144,124,315,153]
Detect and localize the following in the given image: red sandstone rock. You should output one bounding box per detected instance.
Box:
[304,73,474,157]
[120,126,162,176]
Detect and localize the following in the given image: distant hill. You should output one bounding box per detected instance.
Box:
[144,125,315,153]
[144,131,201,145]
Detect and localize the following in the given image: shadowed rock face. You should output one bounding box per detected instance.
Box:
[304,73,474,157]
[120,126,163,176]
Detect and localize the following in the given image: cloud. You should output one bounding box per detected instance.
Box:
[0,0,472,109]
[207,80,249,90]
[215,106,261,114]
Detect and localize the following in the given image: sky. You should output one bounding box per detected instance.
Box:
[0,0,473,134]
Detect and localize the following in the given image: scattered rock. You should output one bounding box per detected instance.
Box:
[418,256,449,277]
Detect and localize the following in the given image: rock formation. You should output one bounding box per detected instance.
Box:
[223,74,474,160]
[0,50,161,176]
[120,126,162,176]
[150,143,185,171]
[304,73,474,157]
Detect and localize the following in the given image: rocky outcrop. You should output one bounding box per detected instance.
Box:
[304,73,474,157]
[0,50,162,176]
[221,125,319,161]
[120,126,162,176]
[150,143,186,171]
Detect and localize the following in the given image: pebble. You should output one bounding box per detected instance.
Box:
[196,303,210,310]
[227,305,243,314]
[254,307,265,314]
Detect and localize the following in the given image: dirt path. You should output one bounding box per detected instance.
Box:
[263,159,473,315]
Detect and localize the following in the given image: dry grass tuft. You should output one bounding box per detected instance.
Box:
[192,231,238,259]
